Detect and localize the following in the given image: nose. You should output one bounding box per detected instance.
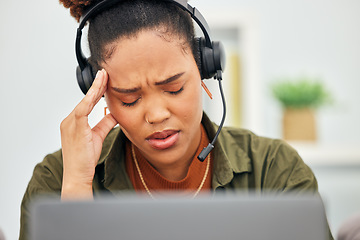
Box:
[144,96,171,124]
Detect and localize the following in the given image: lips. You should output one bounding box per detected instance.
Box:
[146,130,180,150]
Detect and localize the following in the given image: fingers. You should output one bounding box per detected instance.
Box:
[91,69,108,105]
[92,113,118,142]
[75,69,108,119]
[59,69,114,197]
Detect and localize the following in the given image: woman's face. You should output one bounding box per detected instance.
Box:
[104,30,203,170]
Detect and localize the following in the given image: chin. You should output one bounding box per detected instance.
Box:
[147,144,189,164]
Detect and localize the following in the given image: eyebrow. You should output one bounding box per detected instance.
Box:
[111,72,185,93]
[111,86,141,94]
[155,72,185,86]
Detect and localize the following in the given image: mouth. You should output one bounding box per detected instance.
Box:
[146,130,180,150]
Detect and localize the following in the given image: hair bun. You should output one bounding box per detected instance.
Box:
[59,0,101,22]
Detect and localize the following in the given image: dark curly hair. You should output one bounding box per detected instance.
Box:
[59,0,198,72]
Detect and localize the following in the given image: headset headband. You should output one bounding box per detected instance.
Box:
[75,0,213,71]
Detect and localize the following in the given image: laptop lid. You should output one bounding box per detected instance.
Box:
[30,193,328,240]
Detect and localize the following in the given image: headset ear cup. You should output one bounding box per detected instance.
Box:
[76,62,95,95]
[212,41,226,73]
[194,37,204,79]
[197,37,226,80]
[201,37,215,79]
[199,37,213,79]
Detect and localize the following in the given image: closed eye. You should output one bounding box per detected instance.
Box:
[122,97,140,107]
[168,86,184,95]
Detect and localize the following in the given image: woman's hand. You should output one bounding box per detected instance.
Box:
[60,69,117,200]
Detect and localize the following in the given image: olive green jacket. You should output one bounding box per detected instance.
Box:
[19,113,333,239]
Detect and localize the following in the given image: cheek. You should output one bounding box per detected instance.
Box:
[174,83,203,121]
[104,94,139,131]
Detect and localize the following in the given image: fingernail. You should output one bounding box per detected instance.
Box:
[95,70,102,79]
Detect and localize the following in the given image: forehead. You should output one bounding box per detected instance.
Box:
[103,30,195,87]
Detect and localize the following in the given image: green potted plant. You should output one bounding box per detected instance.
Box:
[271,77,332,141]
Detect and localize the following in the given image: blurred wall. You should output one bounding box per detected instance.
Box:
[0,1,82,239]
[195,0,360,143]
[1,0,359,239]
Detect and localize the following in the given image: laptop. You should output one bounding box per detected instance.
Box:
[30,193,328,240]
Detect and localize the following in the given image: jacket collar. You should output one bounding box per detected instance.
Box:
[96,128,134,192]
[201,113,252,189]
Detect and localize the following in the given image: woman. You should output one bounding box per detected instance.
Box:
[20,0,333,239]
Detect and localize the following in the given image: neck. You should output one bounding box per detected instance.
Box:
[126,124,213,195]
[151,160,192,181]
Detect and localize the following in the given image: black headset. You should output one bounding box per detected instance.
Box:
[75,0,226,161]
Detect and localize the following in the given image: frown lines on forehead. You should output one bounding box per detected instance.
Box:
[110,72,185,94]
